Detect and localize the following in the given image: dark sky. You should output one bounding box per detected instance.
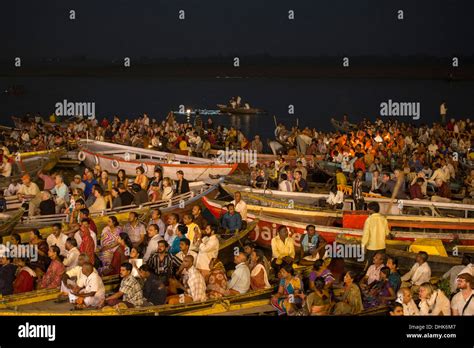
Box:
[1,0,474,60]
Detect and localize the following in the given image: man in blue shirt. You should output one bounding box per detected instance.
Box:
[300,224,319,256]
[221,203,242,233]
[83,171,98,199]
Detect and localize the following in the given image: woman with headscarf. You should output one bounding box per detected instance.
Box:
[206,258,228,299]
[38,246,65,289]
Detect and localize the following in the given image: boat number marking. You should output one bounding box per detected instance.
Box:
[124,152,130,161]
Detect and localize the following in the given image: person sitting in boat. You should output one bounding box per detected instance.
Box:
[227,251,251,295]
[255,169,266,189]
[332,271,363,315]
[17,174,41,217]
[300,224,319,257]
[114,169,127,189]
[409,177,427,200]
[160,177,174,201]
[418,282,451,315]
[396,287,419,315]
[70,262,106,310]
[70,174,86,192]
[38,245,65,290]
[12,257,36,294]
[206,258,228,298]
[175,170,190,195]
[169,224,187,255]
[51,174,70,213]
[401,251,431,294]
[0,155,12,178]
[362,266,396,309]
[101,233,132,277]
[134,166,149,191]
[167,255,207,304]
[278,173,293,192]
[143,224,163,263]
[88,185,106,213]
[352,169,365,210]
[148,168,163,193]
[132,183,149,206]
[386,256,401,293]
[82,171,98,200]
[46,223,68,257]
[244,241,271,276]
[250,135,263,153]
[4,178,21,197]
[98,216,122,269]
[308,260,335,291]
[431,178,451,203]
[28,229,50,275]
[271,226,295,273]
[451,273,474,315]
[293,170,308,192]
[220,203,242,234]
[105,262,144,308]
[63,238,80,271]
[306,277,332,316]
[38,190,56,216]
[249,249,271,290]
[360,252,386,290]
[123,211,146,249]
[147,240,174,285]
[266,162,279,188]
[138,264,167,306]
[191,205,208,230]
[118,183,134,206]
[0,256,17,296]
[230,191,248,222]
[272,264,304,316]
[77,219,97,267]
[194,224,219,279]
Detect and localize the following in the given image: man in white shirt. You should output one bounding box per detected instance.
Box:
[195,224,219,278]
[143,224,163,263]
[401,251,431,291]
[278,173,293,192]
[46,223,69,257]
[164,213,179,246]
[63,238,80,271]
[227,252,251,295]
[58,253,96,303]
[442,255,472,295]
[71,262,105,308]
[230,191,248,221]
[396,287,420,316]
[451,273,474,316]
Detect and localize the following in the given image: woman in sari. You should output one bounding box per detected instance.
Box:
[101,233,132,276]
[306,277,331,315]
[13,258,36,293]
[28,229,50,276]
[250,249,271,290]
[271,264,304,316]
[333,271,363,315]
[79,224,95,266]
[206,258,228,298]
[38,246,65,289]
[363,266,395,309]
[308,259,335,291]
[134,166,149,190]
[114,169,127,188]
[98,216,122,269]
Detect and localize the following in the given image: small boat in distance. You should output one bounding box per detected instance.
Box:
[331,117,358,133]
[217,104,265,114]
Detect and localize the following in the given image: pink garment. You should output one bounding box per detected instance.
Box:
[39,173,55,190]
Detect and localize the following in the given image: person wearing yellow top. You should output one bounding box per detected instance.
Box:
[179,139,188,151]
[183,214,200,251]
[335,168,347,186]
[361,202,391,270]
[271,226,295,272]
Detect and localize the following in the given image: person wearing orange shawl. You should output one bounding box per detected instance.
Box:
[79,221,96,266]
[38,246,65,289]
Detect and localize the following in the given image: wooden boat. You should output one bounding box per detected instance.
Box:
[0,149,64,189]
[0,208,24,237]
[0,286,274,316]
[13,179,222,231]
[172,109,220,116]
[217,220,257,251]
[0,275,120,309]
[335,235,465,276]
[217,104,265,115]
[222,183,474,218]
[77,139,237,181]
[202,197,474,248]
[330,118,358,133]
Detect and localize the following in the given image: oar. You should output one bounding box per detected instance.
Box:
[385,173,404,216]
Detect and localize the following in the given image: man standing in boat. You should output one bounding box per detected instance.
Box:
[361,202,391,271]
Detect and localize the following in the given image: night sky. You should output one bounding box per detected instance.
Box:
[1,0,474,61]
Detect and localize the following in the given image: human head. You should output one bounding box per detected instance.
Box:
[157,240,168,253]
[418,282,434,300]
[277,226,288,240]
[389,303,404,316]
[280,264,295,279]
[179,238,191,253]
[306,224,316,236]
[82,262,94,277]
[367,202,380,213]
[183,255,194,270]
[416,251,428,265]
[456,273,473,290]
[120,262,133,278]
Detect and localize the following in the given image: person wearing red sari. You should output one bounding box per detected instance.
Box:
[79,222,96,266]
[13,258,36,293]
[39,246,65,289]
[100,233,131,276]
